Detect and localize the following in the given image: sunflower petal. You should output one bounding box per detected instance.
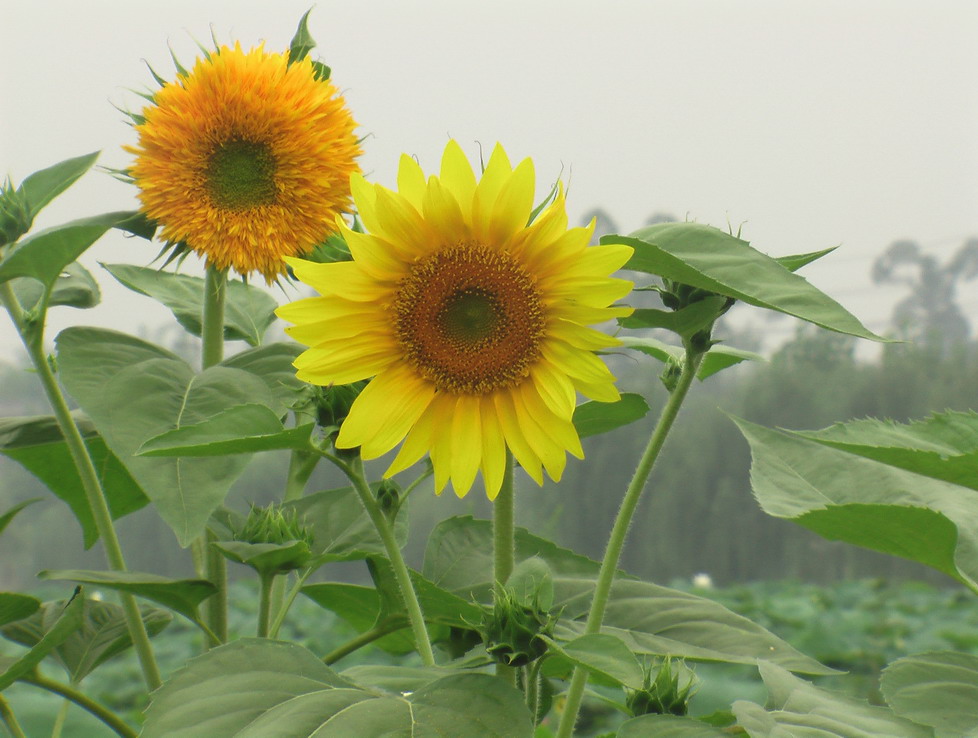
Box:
[450,395,482,497]
[423,176,468,242]
[494,392,544,485]
[397,153,427,210]
[489,157,535,246]
[530,360,577,418]
[480,402,507,500]
[440,140,477,218]
[511,388,567,481]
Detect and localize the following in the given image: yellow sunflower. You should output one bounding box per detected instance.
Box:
[276,141,634,498]
[126,42,361,282]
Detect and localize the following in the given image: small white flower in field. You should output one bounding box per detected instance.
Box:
[90,590,104,601]
[691,573,713,589]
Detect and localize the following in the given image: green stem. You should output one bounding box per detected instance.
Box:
[25,673,137,738]
[199,266,228,647]
[49,698,70,738]
[0,695,26,738]
[327,453,436,666]
[0,282,162,691]
[493,451,517,686]
[284,450,319,502]
[257,572,275,638]
[323,623,403,665]
[269,567,314,639]
[555,349,703,738]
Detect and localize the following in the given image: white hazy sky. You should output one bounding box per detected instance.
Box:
[2,0,977,357]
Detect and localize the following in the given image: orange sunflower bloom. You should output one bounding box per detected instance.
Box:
[277,141,633,498]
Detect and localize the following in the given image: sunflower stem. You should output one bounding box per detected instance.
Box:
[199,265,228,647]
[555,348,703,738]
[268,567,314,639]
[24,673,138,738]
[329,453,436,666]
[493,450,518,686]
[322,623,403,665]
[257,571,275,638]
[0,282,162,692]
[0,694,27,738]
[283,449,318,502]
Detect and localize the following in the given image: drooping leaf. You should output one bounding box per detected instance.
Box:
[0,212,140,290]
[0,498,40,537]
[12,261,101,311]
[775,246,838,272]
[212,540,312,575]
[621,336,764,380]
[610,223,885,341]
[573,393,650,439]
[732,661,930,737]
[38,570,215,625]
[141,639,534,738]
[0,593,40,628]
[137,404,314,457]
[101,263,279,346]
[733,414,978,587]
[18,152,99,221]
[1,596,170,683]
[0,412,148,548]
[618,296,728,336]
[56,327,278,545]
[0,588,83,691]
[423,516,834,674]
[881,651,978,735]
[540,633,644,689]
[617,715,729,737]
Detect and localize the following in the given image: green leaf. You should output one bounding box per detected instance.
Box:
[881,651,978,735]
[610,223,885,341]
[732,661,931,737]
[618,296,728,336]
[212,540,311,575]
[775,246,838,272]
[288,9,317,65]
[621,337,764,380]
[12,261,101,311]
[617,715,729,737]
[18,152,99,221]
[143,639,532,737]
[220,342,308,416]
[56,327,278,545]
[0,498,40,537]
[0,412,148,548]
[38,570,215,625]
[0,593,40,628]
[424,517,834,674]
[540,633,644,689]
[137,404,314,457]
[340,665,457,693]
[1,597,170,683]
[508,557,555,610]
[0,212,141,290]
[285,485,409,562]
[573,393,650,439]
[101,263,279,347]
[733,414,978,587]
[0,588,83,692]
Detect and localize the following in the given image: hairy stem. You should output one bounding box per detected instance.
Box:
[269,567,314,639]
[257,572,275,638]
[25,673,138,738]
[322,622,403,665]
[555,350,703,738]
[0,694,27,738]
[0,282,162,691]
[493,451,517,686]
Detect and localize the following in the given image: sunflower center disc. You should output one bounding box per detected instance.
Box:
[206,137,278,210]
[393,243,545,395]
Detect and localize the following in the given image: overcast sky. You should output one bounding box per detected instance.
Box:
[2,0,977,358]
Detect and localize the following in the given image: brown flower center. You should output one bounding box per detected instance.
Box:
[393,243,545,394]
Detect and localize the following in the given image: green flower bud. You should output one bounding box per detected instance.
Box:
[0,179,32,247]
[375,479,401,519]
[215,503,314,576]
[626,658,698,717]
[237,503,311,546]
[482,587,557,668]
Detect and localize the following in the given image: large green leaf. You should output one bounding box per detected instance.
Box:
[0,593,40,628]
[618,296,728,336]
[137,404,314,457]
[424,517,833,674]
[881,651,978,735]
[0,212,140,290]
[102,263,279,346]
[732,661,930,737]
[56,327,278,544]
[220,342,307,416]
[0,498,40,537]
[17,152,99,221]
[38,570,215,625]
[0,412,148,548]
[621,336,764,380]
[0,589,83,692]
[733,415,978,587]
[12,261,100,311]
[142,639,533,737]
[573,393,650,439]
[1,596,170,683]
[610,223,884,341]
[339,665,457,693]
[540,633,644,689]
[617,715,729,737]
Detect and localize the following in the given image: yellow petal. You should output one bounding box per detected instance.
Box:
[350,173,382,235]
[494,392,544,485]
[510,187,569,263]
[548,320,621,350]
[294,346,396,386]
[373,187,440,256]
[570,376,622,403]
[341,223,409,281]
[397,153,426,210]
[480,402,507,500]
[546,276,634,308]
[471,143,513,241]
[422,176,468,242]
[284,258,386,302]
[489,157,535,246]
[429,394,457,495]
[511,387,567,481]
[530,360,577,418]
[554,243,634,280]
[550,303,634,325]
[440,140,477,218]
[520,381,584,460]
[385,400,438,477]
[542,340,616,385]
[337,365,436,458]
[449,395,482,497]
[285,313,388,345]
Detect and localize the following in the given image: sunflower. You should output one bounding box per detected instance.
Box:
[276,141,634,498]
[126,42,361,282]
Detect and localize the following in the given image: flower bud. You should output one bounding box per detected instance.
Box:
[215,503,314,576]
[482,587,557,668]
[626,658,698,717]
[0,179,32,247]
